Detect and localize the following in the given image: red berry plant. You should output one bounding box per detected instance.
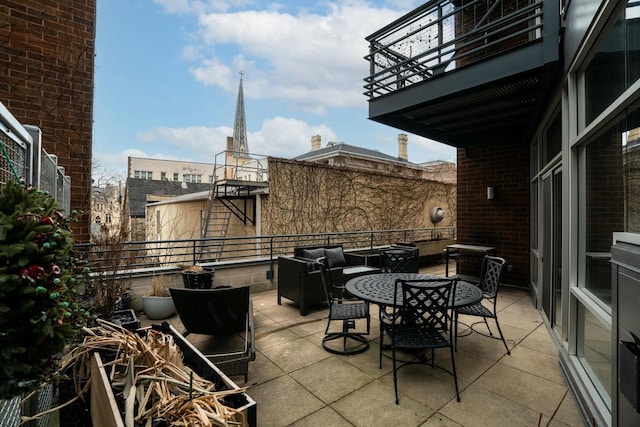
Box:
[0,180,89,399]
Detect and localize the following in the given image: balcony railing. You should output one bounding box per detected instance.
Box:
[76,227,456,274]
[364,0,544,99]
[211,150,268,184]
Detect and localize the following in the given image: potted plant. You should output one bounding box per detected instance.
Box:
[0,181,88,399]
[141,274,175,320]
[85,222,139,330]
[180,264,214,289]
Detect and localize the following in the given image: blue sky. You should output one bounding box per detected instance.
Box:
[93,0,456,178]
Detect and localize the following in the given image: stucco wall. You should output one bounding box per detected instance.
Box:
[146,199,207,241]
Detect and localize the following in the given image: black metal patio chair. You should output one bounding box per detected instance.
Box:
[380,246,419,273]
[317,257,370,355]
[454,255,510,355]
[377,246,421,342]
[379,277,460,404]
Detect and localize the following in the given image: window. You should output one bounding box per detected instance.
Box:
[173,173,179,181]
[183,174,202,183]
[578,102,640,306]
[582,2,640,129]
[160,172,166,181]
[134,170,153,180]
[543,113,561,164]
[105,213,112,223]
[577,303,612,408]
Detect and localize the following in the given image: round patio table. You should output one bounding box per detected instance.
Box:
[345,273,482,309]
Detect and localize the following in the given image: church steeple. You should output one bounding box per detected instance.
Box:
[232,72,249,157]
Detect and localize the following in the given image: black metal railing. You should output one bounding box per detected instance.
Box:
[76,227,456,274]
[364,0,543,99]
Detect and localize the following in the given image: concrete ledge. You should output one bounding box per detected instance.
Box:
[125,258,277,311]
[414,238,456,258]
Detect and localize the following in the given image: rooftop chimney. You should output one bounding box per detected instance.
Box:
[398,134,408,161]
[311,135,321,150]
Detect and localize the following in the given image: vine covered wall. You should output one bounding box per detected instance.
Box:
[262,158,456,235]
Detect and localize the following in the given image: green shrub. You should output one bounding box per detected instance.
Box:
[0,181,88,399]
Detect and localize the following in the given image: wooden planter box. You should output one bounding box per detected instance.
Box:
[90,324,256,426]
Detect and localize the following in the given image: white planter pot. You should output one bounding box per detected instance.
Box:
[141,296,176,320]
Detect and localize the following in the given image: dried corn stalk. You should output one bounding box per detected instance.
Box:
[22,320,248,426]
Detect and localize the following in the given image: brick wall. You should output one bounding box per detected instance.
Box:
[456,140,530,286]
[0,1,96,242]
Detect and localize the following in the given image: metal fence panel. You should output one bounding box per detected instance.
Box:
[0,126,27,187]
[39,152,57,196]
[63,175,71,213]
[0,396,21,427]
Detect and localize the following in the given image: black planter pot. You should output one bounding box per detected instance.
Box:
[111,309,140,330]
[181,268,215,289]
[115,292,132,310]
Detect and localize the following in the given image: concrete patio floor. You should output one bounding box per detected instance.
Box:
[145,262,586,427]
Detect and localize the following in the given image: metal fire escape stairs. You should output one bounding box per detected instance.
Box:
[200,156,268,261]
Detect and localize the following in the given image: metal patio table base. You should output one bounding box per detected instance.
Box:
[322,319,370,355]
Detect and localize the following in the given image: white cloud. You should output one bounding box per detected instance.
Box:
[94,123,453,181]
[138,126,232,159]
[411,136,457,163]
[251,116,337,157]
[181,3,405,111]
[131,116,336,162]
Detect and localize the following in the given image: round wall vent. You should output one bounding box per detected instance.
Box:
[429,206,444,224]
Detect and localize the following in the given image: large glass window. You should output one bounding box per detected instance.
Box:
[543,113,562,164]
[625,107,640,231]
[579,100,640,306]
[583,2,640,128]
[577,303,612,408]
[553,171,563,333]
[568,2,640,422]
[628,2,640,84]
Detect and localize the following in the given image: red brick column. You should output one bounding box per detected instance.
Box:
[456,140,530,286]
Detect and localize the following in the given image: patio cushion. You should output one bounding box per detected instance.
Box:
[325,247,347,268]
[302,248,325,260]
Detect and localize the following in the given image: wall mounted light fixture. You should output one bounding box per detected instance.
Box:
[487,186,495,200]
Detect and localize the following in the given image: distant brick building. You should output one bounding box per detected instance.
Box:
[0,1,96,241]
